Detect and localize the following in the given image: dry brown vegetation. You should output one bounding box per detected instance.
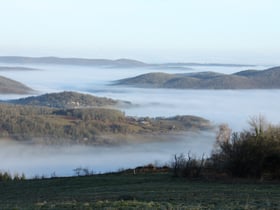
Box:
[0,103,211,145]
[171,116,280,180]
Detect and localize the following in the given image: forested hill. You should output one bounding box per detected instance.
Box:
[0,75,34,94]
[0,103,211,145]
[115,66,280,89]
[7,91,128,109]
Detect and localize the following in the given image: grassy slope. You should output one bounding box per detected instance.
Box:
[116,67,280,89]
[1,172,279,209]
[0,76,34,94]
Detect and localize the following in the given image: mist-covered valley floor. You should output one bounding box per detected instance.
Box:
[0,62,279,177]
[0,131,214,178]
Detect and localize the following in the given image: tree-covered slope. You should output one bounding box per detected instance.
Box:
[0,103,211,145]
[8,91,125,109]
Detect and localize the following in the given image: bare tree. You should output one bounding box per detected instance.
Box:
[248,114,268,138]
[215,124,232,151]
[171,152,206,178]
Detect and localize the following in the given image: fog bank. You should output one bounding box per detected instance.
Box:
[0,63,279,177]
[0,131,215,178]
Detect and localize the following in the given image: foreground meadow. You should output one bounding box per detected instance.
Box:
[0,171,279,210]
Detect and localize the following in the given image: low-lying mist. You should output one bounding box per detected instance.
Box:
[0,63,279,178]
[95,88,280,131]
[0,131,215,178]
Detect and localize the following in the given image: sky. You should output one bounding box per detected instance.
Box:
[0,0,279,64]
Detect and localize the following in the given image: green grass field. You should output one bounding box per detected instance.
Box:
[0,172,279,209]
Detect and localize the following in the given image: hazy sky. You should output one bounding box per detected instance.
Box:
[0,0,279,64]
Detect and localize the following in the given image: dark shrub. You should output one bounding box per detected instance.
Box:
[212,116,280,179]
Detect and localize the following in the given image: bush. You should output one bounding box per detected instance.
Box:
[212,116,280,179]
[171,153,205,178]
[171,116,280,180]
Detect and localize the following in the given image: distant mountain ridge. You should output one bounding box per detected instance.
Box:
[0,56,147,68]
[0,66,39,71]
[115,66,280,89]
[0,56,254,68]
[160,62,255,67]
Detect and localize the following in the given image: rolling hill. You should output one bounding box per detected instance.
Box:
[0,91,211,144]
[7,91,129,109]
[0,103,211,145]
[115,66,280,89]
[0,76,34,94]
